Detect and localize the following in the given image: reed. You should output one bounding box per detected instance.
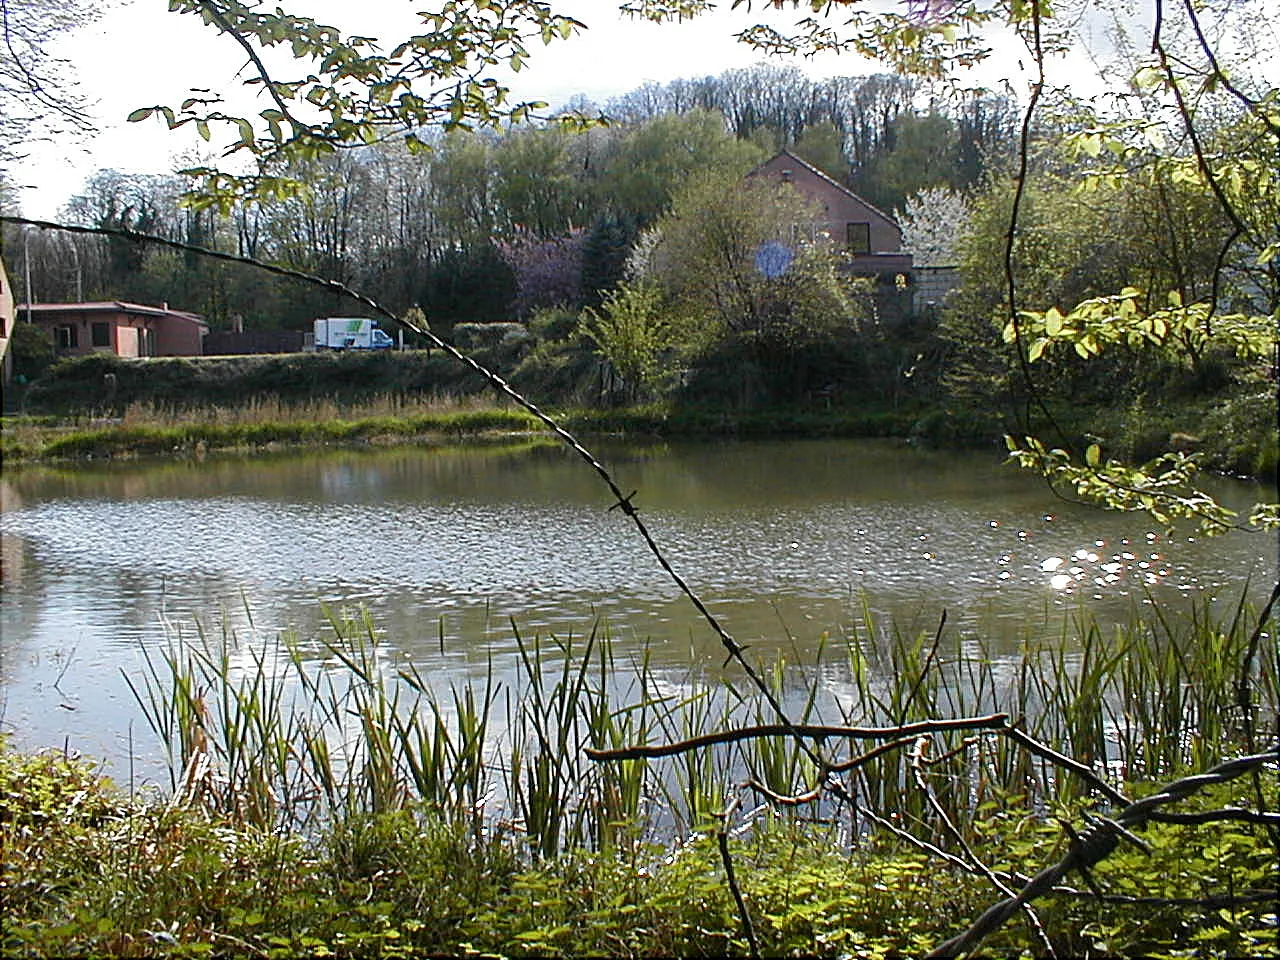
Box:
[125,592,1277,858]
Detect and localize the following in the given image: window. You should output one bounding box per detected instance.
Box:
[56,325,78,349]
[789,223,817,245]
[846,222,872,255]
[91,321,112,348]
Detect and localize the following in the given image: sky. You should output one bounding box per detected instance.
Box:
[14,0,1069,219]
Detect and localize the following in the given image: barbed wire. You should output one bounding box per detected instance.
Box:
[0,212,821,773]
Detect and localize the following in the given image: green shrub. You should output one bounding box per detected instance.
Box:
[1200,388,1279,476]
[453,322,531,350]
[8,321,57,382]
[527,306,581,344]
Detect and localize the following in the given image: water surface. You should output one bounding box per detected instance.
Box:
[2,438,1273,775]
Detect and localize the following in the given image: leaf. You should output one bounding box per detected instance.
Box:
[1085,444,1101,467]
[1133,66,1163,90]
[127,107,155,123]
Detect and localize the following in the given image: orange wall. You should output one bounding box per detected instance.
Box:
[35,310,204,358]
[154,318,204,356]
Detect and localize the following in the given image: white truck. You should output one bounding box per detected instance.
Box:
[313,317,394,350]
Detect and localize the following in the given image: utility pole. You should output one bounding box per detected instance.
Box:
[67,237,82,302]
[22,226,34,321]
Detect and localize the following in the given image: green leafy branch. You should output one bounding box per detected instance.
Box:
[130,0,587,207]
[630,0,1000,79]
[582,282,670,402]
[1007,289,1276,365]
[1003,435,1259,533]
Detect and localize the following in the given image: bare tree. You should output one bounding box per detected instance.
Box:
[0,0,95,172]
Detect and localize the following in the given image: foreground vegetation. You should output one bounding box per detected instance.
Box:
[4,598,1277,957]
[5,747,1274,958]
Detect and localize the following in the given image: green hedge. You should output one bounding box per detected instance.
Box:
[21,350,506,415]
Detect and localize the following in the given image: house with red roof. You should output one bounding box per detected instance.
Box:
[22,301,207,359]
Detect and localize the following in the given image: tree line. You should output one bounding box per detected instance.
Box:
[3,45,1272,484]
[4,63,1019,335]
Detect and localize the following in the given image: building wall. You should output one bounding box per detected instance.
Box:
[39,310,119,357]
[116,324,141,358]
[32,307,204,358]
[752,153,903,255]
[912,265,961,313]
[0,260,12,383]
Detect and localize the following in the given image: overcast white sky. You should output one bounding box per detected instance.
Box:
[15,0,1063,219]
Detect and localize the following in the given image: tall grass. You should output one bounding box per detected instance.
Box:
[126,594,1277,857]
[4,396,545,461]
[115,394,508,428]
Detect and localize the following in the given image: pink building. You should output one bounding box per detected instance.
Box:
[749,150,913,276]
[24,301,207,358]
[0,260,13,383]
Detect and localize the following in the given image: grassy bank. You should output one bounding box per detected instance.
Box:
[0,398,546,463]
[7,349,1271,477]
[4,598,1277,957]
[0,395,979,464]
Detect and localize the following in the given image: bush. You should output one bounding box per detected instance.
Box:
[8,321,57,382]
[453,322,531,351]
[20,351,504,415]
[1200,388,1279,476]
[527,306,581,344]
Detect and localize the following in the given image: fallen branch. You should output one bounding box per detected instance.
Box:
[928,746,1280,958]
[585,714,1011,762]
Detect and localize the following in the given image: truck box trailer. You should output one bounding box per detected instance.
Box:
[313,317,394,350]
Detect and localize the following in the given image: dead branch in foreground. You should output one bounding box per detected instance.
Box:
[591,720,1278,957]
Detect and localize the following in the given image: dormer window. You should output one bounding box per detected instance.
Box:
[781,169,793,182]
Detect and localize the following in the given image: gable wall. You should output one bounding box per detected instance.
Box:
[751,154,902,254]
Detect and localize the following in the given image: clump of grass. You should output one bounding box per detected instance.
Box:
[117,393,507,428]
[114,590,1278,866]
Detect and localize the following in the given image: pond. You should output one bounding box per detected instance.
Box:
[1,437,1274,780]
